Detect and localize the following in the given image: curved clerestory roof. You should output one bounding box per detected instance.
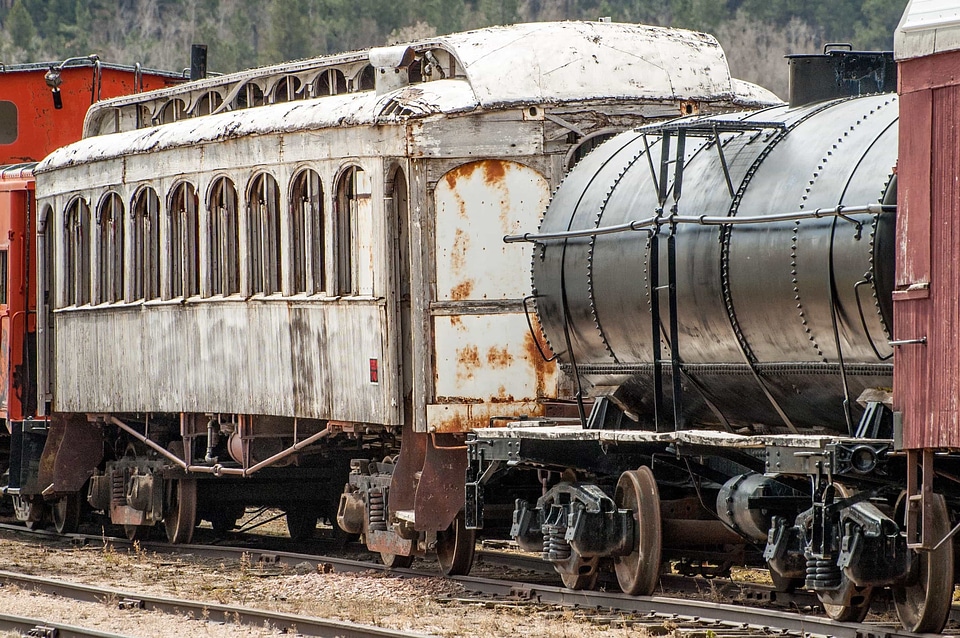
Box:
[40,21,780,173]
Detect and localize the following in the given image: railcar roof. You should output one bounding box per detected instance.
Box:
[39,21,781,173]
[895,0,960,60]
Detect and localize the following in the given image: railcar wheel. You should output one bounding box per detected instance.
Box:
[560,565,599,590]
[820,586,874,622]
[613,466,662,595]
[164,478,197,544]
[124,524,151,540]
[380,552,414,569]
[894,492,954,633]
[286,509,319,542]
[52,493,82,534]
[436,513,475,577]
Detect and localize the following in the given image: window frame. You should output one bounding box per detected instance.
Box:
[167,181,200,299]
[290,169,324,295]
[208,176,240,296]
[246,172,282,296]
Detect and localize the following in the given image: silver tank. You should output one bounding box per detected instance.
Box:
[532,93,898,432]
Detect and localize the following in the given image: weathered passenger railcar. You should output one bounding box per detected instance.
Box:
[31,21,776,562]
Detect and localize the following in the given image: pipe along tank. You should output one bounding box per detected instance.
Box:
[531,91,898,433]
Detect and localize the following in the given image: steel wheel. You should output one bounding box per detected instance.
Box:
[821,586,873,622]
[614,466,662,595]
[894,492,954,633]
[436,513,476,577]
[560,566,599,590]
[124,524,151,540]
[818,484,873,623]
[285,509,318,542]
[164,478,197,544]
[52,493,82,534]
[380,552,414,569]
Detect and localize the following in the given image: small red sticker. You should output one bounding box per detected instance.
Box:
[369,358,379,383]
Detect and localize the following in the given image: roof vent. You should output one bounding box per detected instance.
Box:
[786,44,896,108]
[369,45,417,96]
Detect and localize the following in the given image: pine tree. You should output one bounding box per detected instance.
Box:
[6,0,36,57]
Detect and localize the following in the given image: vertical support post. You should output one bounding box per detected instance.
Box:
[650,230,662,431]
[905,448,936,549]
[650,131,672,432]
[669,130,685,431]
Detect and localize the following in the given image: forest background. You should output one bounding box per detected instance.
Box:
[0,0,907,98]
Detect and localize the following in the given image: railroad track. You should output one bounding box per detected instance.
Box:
[0,568,434,638]
[0,523,940,638]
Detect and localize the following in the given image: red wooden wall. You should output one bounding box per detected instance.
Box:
[894,50,960,449]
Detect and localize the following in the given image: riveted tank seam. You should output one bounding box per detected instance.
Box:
[719,99,845,369]
[587,145,652,364]
[531,131,646,364]
[793,98,895,364]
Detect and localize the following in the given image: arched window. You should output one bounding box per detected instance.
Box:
[234,83,264,109]
[247,173,282,295]
[273,77,301,104]
[158,99,186,124]
[335,166,372,295]
[168,182,199,298]
[96,192,124,303]
[131,187,161,300]
[192,91,223,116]
[63,197,91,306]
[290,169,324,294]
[316,69,346,96]
[208,177,240,296]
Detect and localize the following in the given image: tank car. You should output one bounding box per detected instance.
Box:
[466,42,960,632]
[0,60,182,528]
[30,22,776,568]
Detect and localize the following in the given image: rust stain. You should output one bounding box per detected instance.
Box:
[450,280,473,300]
[443,161,480,189]
[450,228,469,272]
[456,344,480,382]
[523,316,557,400]
[486,345,514,368]
[481,159,506,186]
[449,315,463,328]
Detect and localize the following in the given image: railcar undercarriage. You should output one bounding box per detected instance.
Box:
[4,411,392,543]
[466,398,959,633]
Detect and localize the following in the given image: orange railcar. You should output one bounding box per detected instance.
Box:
[0,61,182,524]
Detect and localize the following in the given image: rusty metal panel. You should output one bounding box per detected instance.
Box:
[434,159,549,301]
[434,314,555,401]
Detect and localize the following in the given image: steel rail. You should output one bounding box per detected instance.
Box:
[0,569,435,638]
[0,612,135,638]
[0,524,938,638]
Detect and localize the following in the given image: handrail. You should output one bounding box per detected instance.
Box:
[503,203,894,244]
